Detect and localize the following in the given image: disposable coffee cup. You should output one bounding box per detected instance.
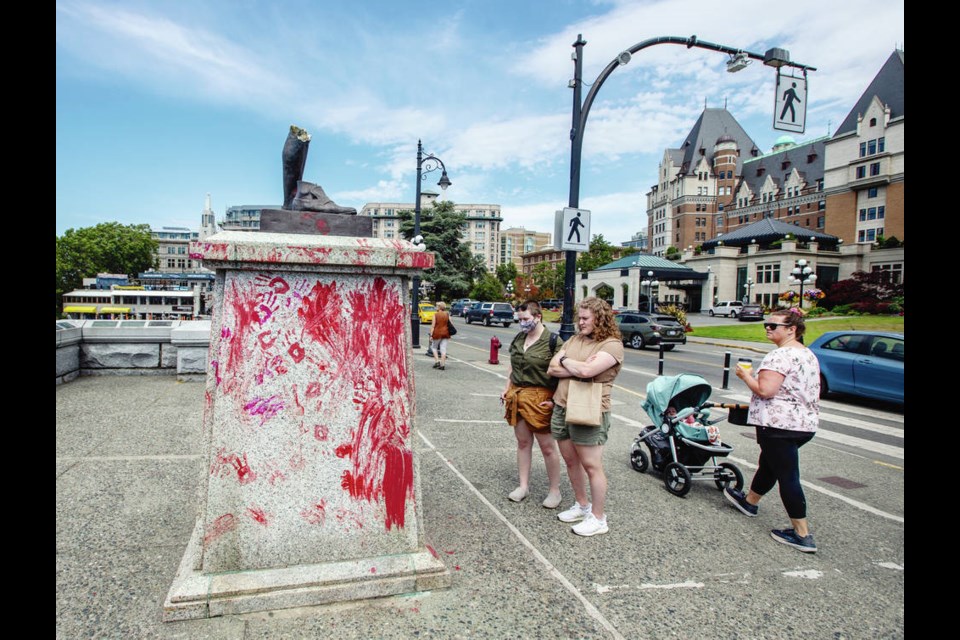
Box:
[737,358,753,373]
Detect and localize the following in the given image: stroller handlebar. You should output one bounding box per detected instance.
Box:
[701,402,749,410]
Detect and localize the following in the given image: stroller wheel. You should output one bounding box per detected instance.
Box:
[630,444,649,473]
[713,462,744,492]
[663,462,692,497]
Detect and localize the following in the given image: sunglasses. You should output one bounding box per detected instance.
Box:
[763,322,790,330]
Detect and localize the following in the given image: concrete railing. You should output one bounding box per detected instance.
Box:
[55,320,211,385]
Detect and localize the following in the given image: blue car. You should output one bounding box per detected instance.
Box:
[807,331,903,405]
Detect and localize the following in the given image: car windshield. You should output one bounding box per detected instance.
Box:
[493,304,512,311]
[420,305,436,311]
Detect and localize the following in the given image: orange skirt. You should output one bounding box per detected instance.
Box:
[504,386,555,432]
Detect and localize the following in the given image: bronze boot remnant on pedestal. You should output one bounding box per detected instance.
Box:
[280,125,357,215]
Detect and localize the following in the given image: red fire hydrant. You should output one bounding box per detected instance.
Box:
[489,335,502,364]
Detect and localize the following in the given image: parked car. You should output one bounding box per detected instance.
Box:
[465,302,514,327]
[709,301,744,317]
[738,304,765,321]
[450,300,476,317]
[808,331,904,405]
[614,312,686,350]
[539,299,562,311]
[417,303,436,324]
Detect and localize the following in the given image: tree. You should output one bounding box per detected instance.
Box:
[495,262,518,287]
[56,222,159,314]
[531,261,565,298]
[470,273,504,301]
[821,270,904,311]
[399,200,484,301]
[575,234,636,273]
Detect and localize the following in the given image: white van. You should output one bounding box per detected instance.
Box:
[709,301,744,317]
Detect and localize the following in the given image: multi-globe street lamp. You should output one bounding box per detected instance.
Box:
[411,139,451,349]
[640,271,659,313]
[743,277,755,303]
[558,34,815,340]
[788,259,816,309]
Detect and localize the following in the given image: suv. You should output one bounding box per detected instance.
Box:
[615,312,686,350]
[709,301,744,318]
[738,304,764,321]
[465,302,514,327]
[450,300,476,317]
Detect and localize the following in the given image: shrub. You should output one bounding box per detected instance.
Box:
[806,306,830,317]
[656,303,687,328]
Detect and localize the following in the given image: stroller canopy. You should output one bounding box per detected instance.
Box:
[642,374,713,425]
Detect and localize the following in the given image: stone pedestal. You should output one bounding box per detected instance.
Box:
[164,231,447,621]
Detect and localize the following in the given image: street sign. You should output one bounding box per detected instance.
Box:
[557,207,591,251]
[773,71,807,133]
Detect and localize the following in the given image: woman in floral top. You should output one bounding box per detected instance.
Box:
[724,308,821,554]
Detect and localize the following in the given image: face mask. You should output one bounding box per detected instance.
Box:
[519,319,537,333]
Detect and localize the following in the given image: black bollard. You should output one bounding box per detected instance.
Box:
[721,351,732,389]
[658,342,665,375]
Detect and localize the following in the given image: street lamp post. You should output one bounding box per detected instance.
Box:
[558,34,815,341]
[640,270,659,313]
[411,139,452,349]
[743,277,754,303]
[788,259,816,309]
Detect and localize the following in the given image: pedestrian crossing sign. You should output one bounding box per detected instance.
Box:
[557,208,591,252]
[773,71,807,134]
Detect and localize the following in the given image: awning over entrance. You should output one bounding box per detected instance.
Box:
[63,306,97,314]
[99,307,131,313]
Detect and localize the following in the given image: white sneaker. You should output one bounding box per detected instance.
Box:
[572,513,608,537]
[557,502,592,523]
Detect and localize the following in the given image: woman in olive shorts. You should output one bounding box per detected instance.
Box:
[500,301,564,508]
[547,297,623,537]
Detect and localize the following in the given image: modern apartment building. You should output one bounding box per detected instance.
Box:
[501,227,552,270]
[359,190,504,272]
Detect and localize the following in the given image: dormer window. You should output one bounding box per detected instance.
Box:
[756,167,765,176]
[782,161,790,170]
[869,117,877,126]
[807,153,817,162]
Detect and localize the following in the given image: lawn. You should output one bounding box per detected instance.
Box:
[689,315,904,344]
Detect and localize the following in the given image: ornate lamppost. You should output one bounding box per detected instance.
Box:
[788,259,816,309]
[411,140,451,349]
[743,277,754,303]
[640,270,659,313]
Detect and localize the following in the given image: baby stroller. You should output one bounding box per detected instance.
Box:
[630,373,747,497]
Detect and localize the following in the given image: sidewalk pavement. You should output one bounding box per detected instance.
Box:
[56,339,903,638]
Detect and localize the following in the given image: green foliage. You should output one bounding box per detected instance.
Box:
[575,234,636,273]
[56,222,159,314]
[657,303,687,327]
[806,306,830,317]
[470,273,504,301]
[495,262,518,287]
[399,200,484,301]
[531,261,565,298]
[595,284,614,304]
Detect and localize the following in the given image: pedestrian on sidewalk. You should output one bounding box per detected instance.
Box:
[500,301,564,509]
[429,301,452,370]
[547,297,624,537]
[724,307,821,553]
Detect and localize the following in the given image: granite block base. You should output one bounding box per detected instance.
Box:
[258,209,373,237]
[163,519,450,621]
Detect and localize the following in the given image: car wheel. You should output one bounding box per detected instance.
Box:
[730,310,738,318]
[630,334,645,350]
[484,317,492,326]
[708,310,715,317]
[819,374,829,399]
[662,344,675,351]
[465,316,472,324]
[503,322,511,328]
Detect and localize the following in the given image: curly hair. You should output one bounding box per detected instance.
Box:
[577,297,622,342]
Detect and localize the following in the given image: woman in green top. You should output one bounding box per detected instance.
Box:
[500,301,564,508]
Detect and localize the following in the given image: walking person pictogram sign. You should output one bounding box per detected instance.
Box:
[556,208,591,251]
[773,71,807,134]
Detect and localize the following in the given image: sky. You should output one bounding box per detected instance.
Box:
[56,0,904,244]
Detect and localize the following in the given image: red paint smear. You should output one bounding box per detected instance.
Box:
[231,453,257,484]
[210,448,233,478]
[299,499,327,525]
[298,281,343,355]
[288,342,305,363]
[199,242,228,261]
[455,566,461,571]
[268,276,290,294]
[224,280,262,387]
[369,567,377,574]
[334,443,353,458]
[291,384,305,416]
[267,469,287,485]
[426,545,439,559]
[289,451,306,471]
[314,424,329,441]
[445,550,456,555]
[203,514,237,544]
[315,219,330,234]
[258,330,276,349]
[246,506,269,526]
[293,246,333,263]
[211,361,221,386]
[305,382,322,398]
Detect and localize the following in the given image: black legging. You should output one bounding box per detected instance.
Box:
[750,429,815,519]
